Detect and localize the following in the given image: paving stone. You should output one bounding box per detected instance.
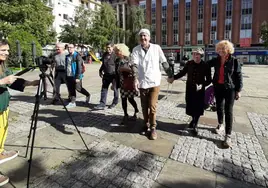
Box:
[32,139,164,188]
[169,124,268,187]
[248,112,268,138]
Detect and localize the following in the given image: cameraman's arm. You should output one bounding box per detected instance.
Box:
[8,78,39,92]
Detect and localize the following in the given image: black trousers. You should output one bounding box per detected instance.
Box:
[100,74,119,106]
[121,97,138,116]
[66,76,90,103]
[214,84,235,135]
[53,71,66,100]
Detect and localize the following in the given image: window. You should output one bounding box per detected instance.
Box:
[162,0,167,46]
[63,14,68,20]
[240,0,253,39]
[198,20,203,32]
[210,0,217,44]
[197,32,203,44]
[151,0,156,43]
[225,0,232,40]
[139,0,146,18]
[185,1,191,45]
[197,0,204,37]
[173,0,179,45]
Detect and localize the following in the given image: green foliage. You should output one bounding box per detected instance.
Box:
[0,0,56,46]
[59,3,148,51]
[59,6,93,44]
[125,6,150,51]
[89,3,123,50]
[8,29,42,67]
[260,21,268,48]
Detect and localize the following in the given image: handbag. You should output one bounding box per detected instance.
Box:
[122,72,135,91]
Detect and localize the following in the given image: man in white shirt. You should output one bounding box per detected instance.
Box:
[131,28,173,140]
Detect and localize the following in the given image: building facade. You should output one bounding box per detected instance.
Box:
[46,0,101,40]
[128,0,268,64]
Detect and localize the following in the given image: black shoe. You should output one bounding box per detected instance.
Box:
[188,120,194,129]
[141,124,150,135]
[108,103,117,109]
[120,115,128,125]
[51,99,59,105]
[192,127,198,136]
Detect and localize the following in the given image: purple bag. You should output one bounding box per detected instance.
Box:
[204,85,215,110]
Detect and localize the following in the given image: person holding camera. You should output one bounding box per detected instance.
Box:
[0,39,38,186]
[65,44,91,108]
[168,48,211,135]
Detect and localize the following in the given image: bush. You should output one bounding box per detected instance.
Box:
[7,29,42,67]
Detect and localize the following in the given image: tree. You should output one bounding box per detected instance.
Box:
[89,3,122,50]
[125,6,150,51]
[0,0,56,46]
[260,21,268,48]
[59,6,93,44]
[8,29,42,67]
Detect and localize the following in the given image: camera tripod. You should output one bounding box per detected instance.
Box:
[24,70,89,188]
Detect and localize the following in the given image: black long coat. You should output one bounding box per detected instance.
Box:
[174,60,211,116]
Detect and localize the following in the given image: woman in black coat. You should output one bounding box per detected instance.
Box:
[168,48,211,135]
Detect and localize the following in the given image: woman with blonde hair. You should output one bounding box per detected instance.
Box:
[114,43,139,125]
[208,40,243,148]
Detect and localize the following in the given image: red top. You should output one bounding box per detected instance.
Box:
[218,55,230,84]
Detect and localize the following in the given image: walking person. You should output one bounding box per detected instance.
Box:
[51,43,68,104]
[207,40,243,148]
[114,44,139,125]
[65,44,91,108]
[0,39,38,186]
[131,29,174,140]
[168,48,211,135]
[95,42,119,110]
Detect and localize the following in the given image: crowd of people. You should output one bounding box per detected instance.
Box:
[0,28,243,186]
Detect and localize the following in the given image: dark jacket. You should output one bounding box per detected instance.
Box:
[207,55,243,92]
[0,68,26,112]
[99,52,117,75]
[174,60,211,116]
[174,60,211,88]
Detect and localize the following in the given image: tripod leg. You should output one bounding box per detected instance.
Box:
[46,75,89,151]
[25,99,38,158]
[27,78,43,188]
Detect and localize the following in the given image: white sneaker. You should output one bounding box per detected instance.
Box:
[0,150,19,164]
[215,124,224,134]
[0,174,9,186]
[66,102,76,108]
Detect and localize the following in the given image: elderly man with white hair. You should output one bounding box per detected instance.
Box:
[51,43,68,104]
[168,48,211,135]
[131,28,174,140]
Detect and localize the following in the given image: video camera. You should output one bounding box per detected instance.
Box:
[35,56,53,72]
